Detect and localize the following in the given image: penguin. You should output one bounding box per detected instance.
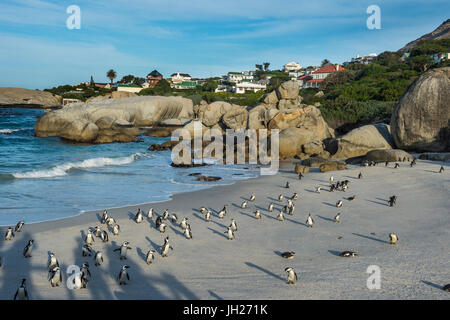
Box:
[145,249,156,264]
[283,205,289,214]
[5,227,14,241]
[329,176,334,183]
[385,161,389,167]
[93,226,102,237]
[71,269,83,289]
[48,266,62,287]
[147,208,154,220]
[94,251,104,266]
[298,173,303,180]
[170,214,178,224]
[48,252,59,269]
[358,172,363,179]
[306,213,314,228]
[347,195,356,201]
[155,216,163,228]
[225,226,235,240]
[254,210,261,219]
[118,265,130,285]
[288,204,295,215]
[287,199,293,208]
[285,181,290,189]
[14,221,24,233]
[315,186,321,194]
[80,262,91,280]
[330,184,336,192]
[389,233,399,245]
[112,224,120,236]
[442,284,450,292]
[205,210,211,222]
[285,267,298,284]
[439,166,444,173]
[135,209,143,223]
[158,222,167,233]
[180,217,189,230]
[114,241,132,260]
[336,200,343,208]
[101,210,108,224]
[291,193,299,201]
[334,212,341,223]
[161,237,173,257]
[394,163,399,169]
[100,230,109,243]
[106,216,116,227]
[277,211,284,221]
[241,201,247,209]
[23,240,34,258]
[339,251,357,257]
[249,194,255,202]
[278,194,284,202]
[82,244,93,257]
[200,207,207,215]
[281,251,295,259]
[184,227,193,239]
[218,206,227,219]
[162,209,169,220]
[85,229,95,246]
[388,195,397,207]
[14,279,29,300]
[268,203,274,212]
[230,219,238,231]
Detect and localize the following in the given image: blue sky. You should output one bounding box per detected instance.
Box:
[0,0,448,89]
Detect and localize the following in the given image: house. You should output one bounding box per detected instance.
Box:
[234,82,266,94]
[171,72,192,84]
[173,81,198,90]
[226,72,254,83]
[348,53,377,65]
[431,52,450,64]
[62,98,82,106]
[117,83,143,93]
[284,61,302,73]
[297,75,312,87]
[302,64,345,88]
[146,70,163,88]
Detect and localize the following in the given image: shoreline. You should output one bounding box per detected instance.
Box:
[0,159,448,299]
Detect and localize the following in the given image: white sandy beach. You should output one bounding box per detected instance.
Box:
[0,159,448,300]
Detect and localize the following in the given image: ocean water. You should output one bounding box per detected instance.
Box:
[0,108,259,226]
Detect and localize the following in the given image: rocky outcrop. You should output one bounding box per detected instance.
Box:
[222,105,248,130]
[365,149,413,162]
[0,87,62,108]
[330,123,395,159]
[294,163,310,174]
[34,96,194,143]
[319,161,348,173]
[197,101,233,127]
[391,67,450,152]
[276,80,300,100]
[301,158,346,168]
[85,91,136,103]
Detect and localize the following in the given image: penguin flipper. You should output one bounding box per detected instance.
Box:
[127,273,130,281]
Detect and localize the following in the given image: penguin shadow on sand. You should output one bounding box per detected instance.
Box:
[238,210,254,219]
[0,231,44,300]
[260,211,278,221]
[244,262,285,283]
[95,213,103,223]
[316,215,334,223]
[322,201,336,207]
[127,211,136,221]
[421,280,444,290]
[136,247,148,263]
[145,236,162,255]
[169,225,184,238]
[208,290,224,300]
[284,217,306,227]
[207,227,228,240]
[365,199,389,206]
[328,250,342,257]
[192,212,206,223]
[267,196,280,202]
[352,233,389,244]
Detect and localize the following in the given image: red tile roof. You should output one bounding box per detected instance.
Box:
[298,75,312,80]
[312,64,344,74]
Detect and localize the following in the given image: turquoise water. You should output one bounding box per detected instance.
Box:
[0,108,258,226]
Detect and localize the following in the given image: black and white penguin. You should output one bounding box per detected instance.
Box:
[180,217,189,230]
[249,194,256,202]
[94,251,104,266]
[291,193,299,201]
[112,223,120,236]
[388,195,397,207]
[284,267,298,284]
[230,219,238,231]
[155,215,163,228]
[4,227,14,241]
[358,172,363,179]
[145,249,156,264]
[268,203,274,212]
[285,181,290,189]
[93,226,102,237]
[101,210,108,224]
[23,240,34,258]
[298,173,303,180]
[14,221,24,233]
[241,200,247,209]
[85,229,95,246]
[281,251,295,259]
[162,209,169,220]
[394,163,399,169]
[278,194,284,202]
[135,209,143,223]
[48,252,59,270]
[82,244,93,257]
[205,210,211,222]
[48,266,62,287]
[277,210,284,221]
[81,262,91,280]
[114,241,132,260]
[184,226,193,239]
[225,226,235,240]
[329,176,334,183]
[347,195,356,201]
[315,186,321,194]
[100,230,109,243]
[106,216,116,227]
[306,213,314,228]
[254,210,261,219]
[158,222,167,233]
[439,166,445,173]
[442,284,450,292]
[118,265,130,285]
[389,233,399,245]
[161,236,173,257]
[14,279,29,300]
[218,206,227,219]
[339,251,357,257]
[288,204,295,216]
[336,200,343,208]
[170,214,178,224]
[147,208,154,220]
[334,212,341,223]
[200,207,207,215]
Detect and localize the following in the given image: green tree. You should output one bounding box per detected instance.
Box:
[202,79,218,92]
[263,62,270,71]
[106,69,117,85]
[410,55,433,72]
[255,64,263,71]
[118,74,135,84]
[321,59,330,66]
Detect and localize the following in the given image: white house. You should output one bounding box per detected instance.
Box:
[431,52,450,64]
[234,82,266,94]
[171,72,192,84]
[284,61,302,73]
[301,64,345,89]
[349,53,377,65]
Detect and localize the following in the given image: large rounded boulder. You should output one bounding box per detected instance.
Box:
[391,67,450,152]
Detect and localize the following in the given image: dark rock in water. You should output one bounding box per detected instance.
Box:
[188,173,201,176]
[195,175,222,182]
[391,67,450,152]
[148,144,170,151]
[170,162,208,168]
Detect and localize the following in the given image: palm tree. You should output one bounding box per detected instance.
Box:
[106,69,117,85]
[263,62,270,71]
[321,59,330,66]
